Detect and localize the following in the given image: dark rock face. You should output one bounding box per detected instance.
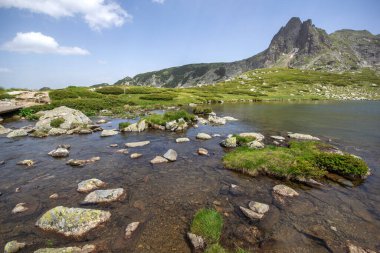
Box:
[116,17,380,87]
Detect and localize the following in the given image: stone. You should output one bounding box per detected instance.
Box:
[116,149,129,154]
[125,141,150,148]
[347,241,376,253]
[165,118,188,131]
[240,206,264,220]
[208,115,226,125]
[82,188,125,204]
[248,201,270,214]
[100,129,118,137]
[0,124,11,135]
[176,137,190,143]
[109,144,118,147]
[196,117,208,125]
[326,173,354,187]
[34,244,96,253]
[97,119,107,124]
[163,149,177,162]
[197,148,208,156]
[223,116,238,121]
[130,153,142,159]
[4,240,26,253]
[37,201,106,234]
[58,144,71,149]
[150,156,168,164]
[187,233,205,250]
[79,129,92,134]
[77,179,106,193]
[17,160,34,167]
[239,132,265,142]
[221,137,237,148]
[49,193,59,199]
[288,133,320,141]
[229,184,244,196]
[196,133,212,140]
[66,157,100,167]
[48,128,67,136]
[48,148,69,158]
[247,140,265,149]
[7,129,28,138]
[123,120,147,132]
[271,136,285,141]
[125,222,140,239]
[273,184,299,197]
[12,203,28,214]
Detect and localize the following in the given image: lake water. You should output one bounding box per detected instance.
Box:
[0,101,379,252]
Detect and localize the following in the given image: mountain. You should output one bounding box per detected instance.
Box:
[116,17,380,88]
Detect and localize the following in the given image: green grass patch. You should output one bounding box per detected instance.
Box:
[193,106,212,114]
[50,117,65,128]
[190,208,223,243]
[205,243,227,253]
[144,110,195,126]
[119,122,131,129]
[96,86,124,95]
[233,134,256,146]
[315,153,368,178]
[140,93,176,101]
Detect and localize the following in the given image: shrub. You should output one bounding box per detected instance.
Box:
[190,209,223,243]
[50,117,65,128]
[119,122,131,129]
[96,86,124,95]
[140,93,176,101]
[193,106,212,115]
[144,110,195,126]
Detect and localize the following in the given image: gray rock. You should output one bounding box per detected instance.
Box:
[223,116,238,121]
[240,206,264,220]
[150,156,168,164]
[208,115,226,125]
[196,117,208,125]
[165,118,188,131]
[7,129,28,138]
[17,160,34,167]
[221,136,237,148]
[116,149,129,154]
[187,233,205,250]
[49,193,59,199]
[82,188,125,204]
[125,141,150,148]
[248,201,270,214]
[58,144,71,149]
[34,244,96,253]
[176,137,190,143]
[66,157,100,167]
[239,132,265,142]
[4,240,26,253]
[123,120,147,132]
[100,129,118,137]
[247,140,265,149]
[196,133,212,140]
[48,128,67,136]
[163,149,177,162]
[12,203,28,214]
[288,133,320,140]
[271,136,285,141]
[273,184,299,197]
[48,148,69,158]
[77,179,106,193]
[125,222,140,239]
[0,124,11,135]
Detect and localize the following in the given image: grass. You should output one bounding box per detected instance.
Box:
[233,134,256,146]
[223,141,369,180]
[190,209,223,243]
[144,110,195,126]
[205,244,227,253]
[50,117,65,128]
[193,106,213,114]
[119,122,131,129]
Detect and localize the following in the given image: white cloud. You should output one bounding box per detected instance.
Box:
[0,67,11,73]
[0,0,132,31]
[1,32,90,55]
[152,0,165,4]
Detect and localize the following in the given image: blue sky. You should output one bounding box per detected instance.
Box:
[0,0,379,89]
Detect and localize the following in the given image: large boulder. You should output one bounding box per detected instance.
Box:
[35,206,111,238]
[82,188,125,204]
[34,106,92,132]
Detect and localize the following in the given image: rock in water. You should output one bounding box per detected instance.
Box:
[150,156,168,164]
[221,137,237,148]
[288,133,320,140]
[100,129,118,137]
[4,240,26,253]
[130,153,142,159]
[49,193,59,199]
[196,133,212,140]
[240,206,264,220]
[35,206,111,238]
[239,132,265,142]
[197,148,209,156]
[34,244,96,253]
[17,160,34,167]
[7,129,28,138]
[82,188,125,204]
[66,157,100,167]
[208,115,226,125]
[12,203,28,214]
[123,120,147,132]
[48,148,69,158]
[163,149,177,161]
[77,179,106,193]
[271,136,285,141]
[187,233,205,250]
[125,141,150,148]
[176,137,190,143]
[0,125,11,135]
[125,222,140,239]
[248,201,270,214]
[223,116,238,121]
[273,184,299,197]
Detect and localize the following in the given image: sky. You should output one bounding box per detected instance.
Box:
[0,0,379,89]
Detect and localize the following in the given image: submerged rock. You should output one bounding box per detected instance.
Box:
[125,222,140,239]
[163,149,177,162]
[223,116,238,121]
[77,179,106,193]
[196,133,212,140]
[176,137,190,143]
[221,136,237,148]
[288,133,320,141]
[100,129,118,137]
[130,153,142,159]
[7,129,28,138]
[197,148,209,156]
[125,141,150,148]
[109,144,118,147]
[150,156,168,164]
[4,240,26,253]
[346,241,376,253]
[239,132,265,142]
[12,203,28,214]
[116,149,129,154]
[66,157,100,167]
[35,206,111,238]
[48,148,69,158]
[240,206,264,220]
[17,160,34,167]
[187,233,205,250]
[82,188,125,204]
[34,244,96,253]
[273,184,299,197]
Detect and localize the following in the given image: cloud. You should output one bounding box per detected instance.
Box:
[152,0,165,4]
[1,32,90,55]
[0,0,132,31]
[0,67,11,73]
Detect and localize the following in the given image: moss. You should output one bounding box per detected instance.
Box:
[190,209,223,243]
[205,243,227,253]
[193,106,212,114]
[119,122,131,129]
[50,117,65,128]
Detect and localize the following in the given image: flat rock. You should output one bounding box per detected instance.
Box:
[34,244,96,253]
[248,201,270,214]
[150,156,168,164]
[196,133,212,140]
[7,129,28,138]
[12,203,28,214]
[48,128,67,136]
[4,240,26,253]
[0,124,11,135]
[208,115,226,125]
[77,179,106,193]
[163,149,177,161]
[240,206,264,220]
[17,160,34,167]
[125,222,140,239]
[125,141,150,148]
[35,206,111,238]
[109,144,118,147]
[49,193,59,199]
[198,148,209,156]
[130,153,142,159]
[347,241,376,253]
[48,148,69,158]
[100,129,118,137]
[116,149,129,154]
[176,137,190,143]
[288,133,320,141]
[83,188,125,204]
[187,233,205,250]
[271,136,285,141]
[66,157,100,167]
[273,184,299,197]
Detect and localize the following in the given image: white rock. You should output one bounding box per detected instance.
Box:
[17,160,34,167]
[100,129,118,137]
[208,115,226,125]
[77,178,106,193]
[130,153,142,159]
[125,222,140,239]
[196,133,212,140]
[123,120,147,132]
[187,233,205,250]
[83,188,125,204]
[273,184,299,197]
[248,201,269,214]
[239,132,265,142]
[7,129,28,138]
[240,206,264,220]
[12,203,28,214]
[150,156,168,164]
[48,148,69,157]
[125,141,150,148]
[176,137,190,143]
[163,149,177,162]
[223,116,238,121]
[271,136,285,141]
[288,133,320,141]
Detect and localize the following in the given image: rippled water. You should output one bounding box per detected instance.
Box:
[0,101,379,252]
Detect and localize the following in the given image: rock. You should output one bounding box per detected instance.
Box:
[271,136,285,141]
[100,129,118,137]
[116,149,129,154]
[163,149,177,162]
[97,119,107,124]
[196,133,212,140]
[151,124,166,130]
[197,148,209,156]
[0,124,11,135]
[0,160,4,165]
[223,116,238,121]
[133,200,146,210]
[48,128,67,136]
[165,118,188,131]
[273,184,299,197]
[347,241,376,253]
[130,153,142,159]
[196,117,208,125]
[48,148,69,158]
[66,157,100,167]
[123,120,147,132]
[7,129,28,138]
[34,244,96,253]
[326,173,354,187]
[49,193,59,199]
[4,240,26,253]
[247,140,265,149]
[176,137,190,143]
[79,129,92,134]
[213,134,221,137]
[17,160,34,167]
[288,133,320,141]
[208,115,226,125]
[77,179,106,193]
[12,203,28,214]
[150,156,168,164]
[248,201,270,214]
[125,222,140,239]
[229,184,244,196]
[239,132,265,142]
[36,206,110,238]
[221,136,237,148]
[240,206,264,220]
[58,144,71,149]
[109,144,118,147]
[187,233,205,250]
[31,130,49,138]
[82,188,125,204]
[125,141,150,148]
[189,103,197,107]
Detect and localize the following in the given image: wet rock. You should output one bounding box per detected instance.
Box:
[116,149,129,154]
[325,173,354,187]
[36,206,111,238]
[271,136,285,141]
[48,128,67,136]
[82,188,125,204]
[165,118,188,131]
[196,133,212,140]
[247,140,265,149]
[49,193,59,199]
[296,177,323,187]
[223,116,238,121]
[30,130,49,138]
[151,124,165,130]
[229,184,244,196]
[130,153,143,159]
[273,184,299,197]
[123,120,147,132]
[163,149,177,162]
[125,141,150,148]
[48,148,69,158]
[221,136,237,148]
[133,200,145,210]
[79,129,92,134]
[212,134,221,137]
[109,144,118,147]
[100,129,118,137]
[0,124,11,135]
[97,119,107,124]
[150,156,168,164]
[12,203,28,214]
[187,233,205,250]
[248,201,270,214]
[176,137,190,143]
[239,132,265,142]
[288,133,320,141]
[208,115,226,125]
[66,157,100,167]
[347,241,376,253]
[240,206,264,220]
[125,222,140,239]
[58,144,71,150]
[4,240,26,253]
[17,160,34,167]
[196,117,208,125]
[7,129,28,138]
[0,160,4,165]
[197,148,209,156]
[34,244,96,253]
[77,179,106,193]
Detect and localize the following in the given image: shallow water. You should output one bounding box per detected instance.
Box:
[0,101,379,252]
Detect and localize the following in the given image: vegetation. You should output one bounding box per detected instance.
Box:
[119,122,131,129]
[50,117,65,128]
[144,110,195,126]
[233,134,256,146]
[19,108,40,120]
[96,86,124,95]
[205,243,227,253]
[190,209,223,243]
[193,106,213,114]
